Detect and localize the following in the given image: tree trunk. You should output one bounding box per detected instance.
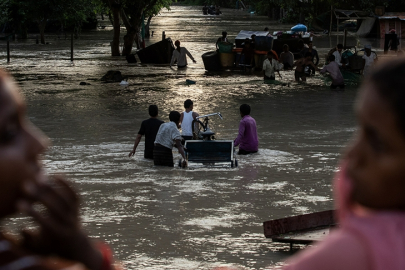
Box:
[38,20,46,44]
[121,9,142,56]
[145,16,152,38]
[109,0,121,56]
[122,28,141,56]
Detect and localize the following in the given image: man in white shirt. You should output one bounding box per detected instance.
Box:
[170,40,196,69]
[362,44,377,78]
[262,51,281,80]
[154,111,187,167]
[332,44,345,67]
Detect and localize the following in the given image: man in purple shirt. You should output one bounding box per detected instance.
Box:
[320,54,345,89]
[234,104,259,155]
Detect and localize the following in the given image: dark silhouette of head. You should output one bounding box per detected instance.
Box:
[184,99,193,109]
[149,105,158,117]
[240,104,251,116]
[169,111,181,123]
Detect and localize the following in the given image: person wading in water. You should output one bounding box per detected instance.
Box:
[170,40,196,69]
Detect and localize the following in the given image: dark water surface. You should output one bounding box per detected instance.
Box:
[0,6,365,269]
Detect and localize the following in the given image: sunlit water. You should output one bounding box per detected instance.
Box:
[0,5,378,269]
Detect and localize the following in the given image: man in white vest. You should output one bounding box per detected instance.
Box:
[180,99,199,142]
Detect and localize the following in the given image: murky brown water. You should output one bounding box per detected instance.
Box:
[0,5,379,269]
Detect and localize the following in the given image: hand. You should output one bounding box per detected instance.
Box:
[18,176,102,270]
[128,149,135,157]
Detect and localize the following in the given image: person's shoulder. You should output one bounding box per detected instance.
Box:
[152,118,164,124]
[142,118,151,125]
[284,229,370,270]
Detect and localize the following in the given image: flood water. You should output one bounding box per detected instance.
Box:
[0,5,372,269]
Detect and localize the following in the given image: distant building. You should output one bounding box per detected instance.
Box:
[378,12,405,38]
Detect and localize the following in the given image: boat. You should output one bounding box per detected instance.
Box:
[136,38,174,64]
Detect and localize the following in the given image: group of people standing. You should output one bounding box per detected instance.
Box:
[169,31,379,91]
[129,100,259,167]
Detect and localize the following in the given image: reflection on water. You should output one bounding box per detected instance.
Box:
[2,6,361,269]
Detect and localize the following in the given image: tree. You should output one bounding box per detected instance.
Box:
[144,0,172,38]
[99,0,173,56]
[0,0,97,44]
[121,0,174,56]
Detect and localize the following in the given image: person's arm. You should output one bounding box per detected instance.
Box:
[180,112,184,124]
[185,48,196,63]
[314,50,319,65]
[129,134,142,157]
[274,61,282,78]
[319,65,327,74]
[192,112,199,135]
[234,120,245,147]
[309,61,320,71]
[170,51,176,67]
[175,139,187,167]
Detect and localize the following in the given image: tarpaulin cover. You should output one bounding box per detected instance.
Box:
[291,24,307,33]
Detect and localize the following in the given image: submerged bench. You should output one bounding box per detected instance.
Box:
[263,210,335,250]
[183,140,238,167]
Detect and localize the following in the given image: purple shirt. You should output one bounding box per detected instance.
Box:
[320,61,344,85]
[234,115,258,152]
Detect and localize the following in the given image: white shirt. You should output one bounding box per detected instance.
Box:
[154,122,182,149]
[262,58,278,78]
[362,52,377,77]
[333,51,342,66]
[181,111,194,136]
[170,47,194,67]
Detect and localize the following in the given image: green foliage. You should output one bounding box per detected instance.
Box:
[144,0,173,18]
[0,0,97,34]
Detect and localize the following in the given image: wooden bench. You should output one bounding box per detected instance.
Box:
[263,210,335,249]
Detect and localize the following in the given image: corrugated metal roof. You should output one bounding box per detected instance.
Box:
[378,12,405,20]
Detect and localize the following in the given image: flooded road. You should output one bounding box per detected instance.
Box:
[0,5,369,269]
